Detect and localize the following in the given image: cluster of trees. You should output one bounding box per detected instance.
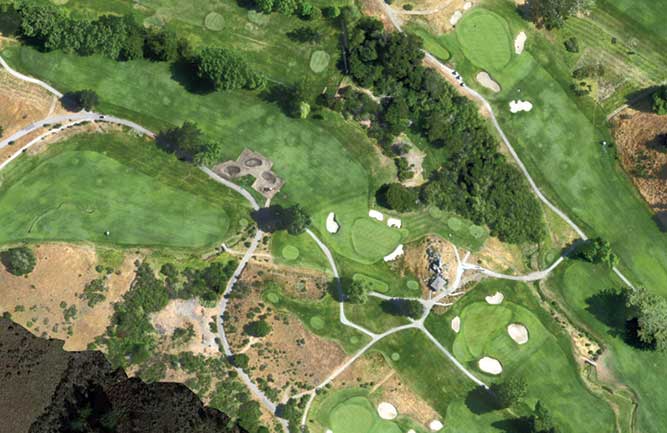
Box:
[625,287,667,351]
[343,279,370,304]
[62,89,99,111]
[573,237,618,267]
[492,376,527,408]
[161,260,237,304]
[0,246,36,276]
[652,85,667,115]
[286,26,322,43]
[156,121,223,164]
[572,64,605,80]
[251,204,311,235]
[14,2,263,93]
[243,319,272,337]
[524,0,594,29]
[251,0,320,20]
[340,18,545,244]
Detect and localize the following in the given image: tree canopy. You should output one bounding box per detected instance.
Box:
[652,86,667,115]
[492,376,528,408]
[243,320,272,337]
[251,204,311,235]
[574,237,618,267]
[194,47,265,91]
[344,279,369,304]
[1,246,36,276]
[525,0,593,29]
[625,287,667,351]
[63,89,99,112]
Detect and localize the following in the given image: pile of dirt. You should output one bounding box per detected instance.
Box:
[614,109,667,229]
[0,318,246,433]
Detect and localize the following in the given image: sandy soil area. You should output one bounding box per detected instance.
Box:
[151,298,219,356]
[0,243,136,350]
[403,235,458,297]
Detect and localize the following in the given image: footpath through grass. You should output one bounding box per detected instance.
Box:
[0,132,247,248]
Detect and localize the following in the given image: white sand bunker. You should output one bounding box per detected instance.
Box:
[485,291,504,305]
[508,323,529,344]
[377,402,398,420]
[476,72,500,93]
[514,31,527,54]
[384,244,404,262]
[407,430,416,433]
[450,10,463,25]
[369,209,384,221]
[326,212,339,234]
[451,316,461,333]
[509,100,533,113]
[478,356,503,375]
[387,217,402,228]
[463,1,473,10]
[429,420,444,431]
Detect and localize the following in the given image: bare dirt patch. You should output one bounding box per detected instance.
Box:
[470,236,527,274]
[613,108,667,229]
[241,261,330,300]
[403,235,459,296]
[397,0,470,34]
[0,68,66,138]
[151,299,220,356]
[0,243,136,350]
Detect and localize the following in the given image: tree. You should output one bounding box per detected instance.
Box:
[382,183,419,212]
[564,36,579,53]
[157,121,206,161]
[344,280,368,304]
[285,204,311,234]
[492,376,528,408]
[230,353,249,368]
[275,0,298,15]
[652,86,667,115]
[286,26,322,43]
[1,246,36,276]
[244,320,272,337]
[531,401,559,433]
[251,204,311,235]
[383,97,410,135]
[64,89,99,111]
[625,287,667,351]
[193,141,224,166]
[574,237,618,267]
[143,29,180,61]
[256,0,275,13]
[194,47,265,91]
[527,0,577,29]
[238,400,264,433]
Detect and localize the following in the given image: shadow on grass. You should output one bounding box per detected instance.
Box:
[491,417,533,433]
[169,59,215,95]
[624,85,661,112]
[464,386,498,415]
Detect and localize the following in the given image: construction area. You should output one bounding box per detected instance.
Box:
[213,149,284,199]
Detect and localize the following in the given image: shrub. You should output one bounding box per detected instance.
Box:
[194,47,266,91]
[244,320,272,337]
[564,36,579,52]
[574,237,618,267]
[1,246,36,276]
[652,86,667,115]
[62,89,99,112]
[382,183,419,212]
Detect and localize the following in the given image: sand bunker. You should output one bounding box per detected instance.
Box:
[387,217,402,228]
[509,100,533,113]
[384,244,404,262]
[369,209,384,221]
[377,402,398,420]
[429,420,444,431]
[451,316,461,333]
[407,430,416,433]
[508,323,529,344]
[478,357,503,375]
[476,72,501,93]
[514,31,527,54]
[326,212,340,234]
[450,10,463,25]
[463,1,473,10]
[485,292,504,305]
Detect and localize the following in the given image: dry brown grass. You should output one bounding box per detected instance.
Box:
[0,243,137,350]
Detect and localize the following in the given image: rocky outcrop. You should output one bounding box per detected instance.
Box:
[0,317,246,433]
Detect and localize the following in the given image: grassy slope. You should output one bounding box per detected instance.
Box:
[421,0,667,294]
[0,132,247,247]
[425,280,616,433]
[548,262,667,433]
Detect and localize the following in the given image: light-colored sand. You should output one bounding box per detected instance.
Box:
[478,356,503,375]
[509,100,533,113]
[450,10,463,25]
[451,316,461,333]
[387,217,402,228]
[485,291,504,305]
[377,402,398,420]
[407,430,416,433]
[384,244,404,262]
[463,1,472,10]
[369,209,384,221]
[326,212,340,234]
[514,31,527,54]
[475,71,501,93]
[508,323,529,344]
[429,420,444,431]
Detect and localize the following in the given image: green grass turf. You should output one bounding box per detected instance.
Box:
[262,286,370,353]
[351,218,403,262]
[425,280,616,433]
[549,261,667,433]
[410,26,450,61]
[353,273,389,293]
[426,0,667,294]
[0,132,247,248]
[456,8,512,72]
[270,231,331,272]
[320,394,403,433]
[345,296,410,334]
[310,50,331,73]
[596,0,667,44]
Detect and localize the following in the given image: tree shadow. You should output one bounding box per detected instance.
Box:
[491,418,533,433]
[60,92,84,112]
[646,133,667,153]
[260,83,300,117]
[652,210,667,233]
[326,277,346,302]
[169,59,215,95]
[624,86,661,113]
[585,288,627,331]
[624,317,656,351]
[464,386,498,415]
[375,184,390,209]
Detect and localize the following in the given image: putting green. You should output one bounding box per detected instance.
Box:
[353,273,389,293]
[406,279,420,291]
[390,352,400,361]
[447,217,463,231]
[351,218,402,262]
[281,245,300,260]
[328,396,402,433]
[457,9,512,71]
[204,12,224,31]
[310,315,325,330]
[266,292,280,304]
[309,50,331,73]
[468,225,486,239]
